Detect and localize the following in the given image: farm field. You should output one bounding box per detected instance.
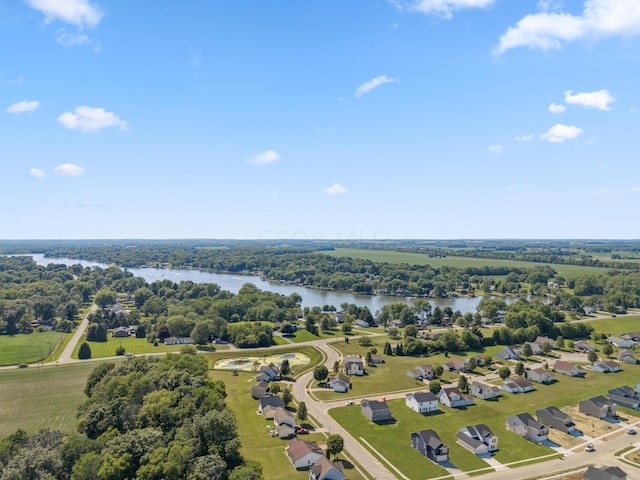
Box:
[209,369,367,480]
[0,361,111,438]
[0,331,68,366]
[324,248,614,279]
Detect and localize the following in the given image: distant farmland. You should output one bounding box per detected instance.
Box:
[323,248,613,279]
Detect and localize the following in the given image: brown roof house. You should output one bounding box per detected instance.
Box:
[326,374,350,393]
[502,377,535,394]
[286,439,323,469]
[309,456,345,480]
[251,380,269,399]
[553,360,585,377]
[259,395,285,419]
[361,399,393,422]
[526,368,556,384]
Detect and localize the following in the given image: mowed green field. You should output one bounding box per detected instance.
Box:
[586,316,640,335]
[72,335,186,359]
[324,248,614,279]
[0,361,109,438]
[0,331,68,366]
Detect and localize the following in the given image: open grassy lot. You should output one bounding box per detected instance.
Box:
[210,369,366,480]
[0,361,113,438]
[586,316,640,336]
[324,248,615,279]
[72,335,185,359]
[206,346,323,377]
[0,331,68,366]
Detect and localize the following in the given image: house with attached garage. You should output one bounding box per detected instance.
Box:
[553,360,585,377]
[411,429,449,463]
[608,336,633,348]
[326,374,350,393]
[502,377,535,394]
[469,381,501,400]
[496,345,521,360]
[526,368,556,384]
[456,424,498,455]
[361,399,393,422]
[344,356,365,376]
[405,391,439,413]
[259,395,285,419]
[443,357,466,373]
[439,386,474,408]
[286,439,323,470]
[607,386,640,410]
[308,456,346,480]
[619,350,637,364]
[251,380,269,399]
[506,413,549,443]
[574,340,596,353]
[583,465,627,480]
[406,364,435,380]
[523,341,542,355]
[592,360,622,373]
[579,396,617,419]
[536,406,576,434]
[273,407,297,439]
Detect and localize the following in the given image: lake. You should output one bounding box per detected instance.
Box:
[26,253,512,314]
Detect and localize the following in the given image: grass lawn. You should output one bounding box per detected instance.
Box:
[72,335,186,359]
[206,346,324,377]
[0,361,113,438]
[210,369,366,480]
[324,248,615,279]
[285,328,342,344]
[586,316,640,336]
[0,331,68,366]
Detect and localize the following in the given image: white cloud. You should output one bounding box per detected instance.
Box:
[29,168,46,179]
[497,0,640,54]
[6,100,40,114]
[565,89,615,111]
[26,0,103,28]
[548,103,566,113]
[58,106,128,132]
[8,76,24,85]
[515,133,534,142]
[78,200,108,209]
[54,163,85,176]
[392,0,495,19]
[488,144,503,154]
[540,123,583,143]
[323,183,347,196]
[355,75,396,98]
[56,29,91,47]
[248,150,280,165]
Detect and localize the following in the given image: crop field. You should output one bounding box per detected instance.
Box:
[324,248,614,279]
[0,361,112,438]
[0,331,68,366]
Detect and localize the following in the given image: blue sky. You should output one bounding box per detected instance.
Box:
[2,0,639,239]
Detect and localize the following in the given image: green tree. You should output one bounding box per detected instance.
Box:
[433,364,444,378]
[332,361,340,374]
[228,461,264,480]
[587,350,598,363]
[282,387,292,407]
[78,342,92,360]
[326,434,344,460]
[95,289,117,310]
[404,324,418,338]
[191,322,211,345]
[313,365,328,383]
[498,366,511,380]
[541,341,552,355]
[457,375,468,393]
[115,345,125,356]
[515,361,525,376]
[554,336,565,349]
[521,343,533,358]
[466,357,477,372]
[270,383,281,395]
[296,402,308,423]
[280,359,291,377]
[603,343,614,357]
[428,379,441,395]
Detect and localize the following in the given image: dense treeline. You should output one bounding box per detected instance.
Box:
[0,354,263,480]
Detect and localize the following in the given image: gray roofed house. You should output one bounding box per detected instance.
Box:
[345,356,365,376]
[536,406,576,433]
[574,340,596,352]
[405,391,439,413]
[411,429,449,463]
[608,386,640,410]
[583,465,627,480]
[327,374,350,393]
[259,395,285,419]
[506,413,549,443]
[456,424,498,455]
[579,396,617,419]
[502,377,535,394]
[496,345,521,360]
[309,456,345,480]
[406,364,434,380]
[592,360,622,373]
[439,386,475,408]
[361,399,393,422]
[553,360,585,377]
[526,368,556,384]
[470,381,501,400]
[251,380,269,399]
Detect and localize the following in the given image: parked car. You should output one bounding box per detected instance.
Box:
[628,428,637,435]
[295,426,309,434]
[345,401,355,406]
[585,445,595,452]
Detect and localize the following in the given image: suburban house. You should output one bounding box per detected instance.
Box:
[506,413,549,443]
[361,399,393,422]
[345,356,365,376]
[439,386,475,408]
[619,350,637,364]
[286,439,323,469]
[111,326,136,337]
[274,407,297,439]
[553,360,585,377]
[354,319,369,328]
[327,374,350,393]
[369,354,384,364]
[583,465,627,480]
[579,396,617,419]
[163,337,194,345]
[259,396,285,419]
[497,345,521,360]
[308,456,346,480]
[443,357,466,373]
[574,341,596,353]
[411,429,449,463]
[593,361,622,373]
[256,364,280,382]
[405,391,439,413]
[502,377,535,394]
[469,381,501,400]
[523,341,542,355]
[536,406,576,433]
[535,336,554,348]
[251,380,270,399]
[456,424,498,455]
[622,332,640,342]
[608,336,633,348]
[608,386,640,410]
[406,364,435,380]
[526,368,556,384]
